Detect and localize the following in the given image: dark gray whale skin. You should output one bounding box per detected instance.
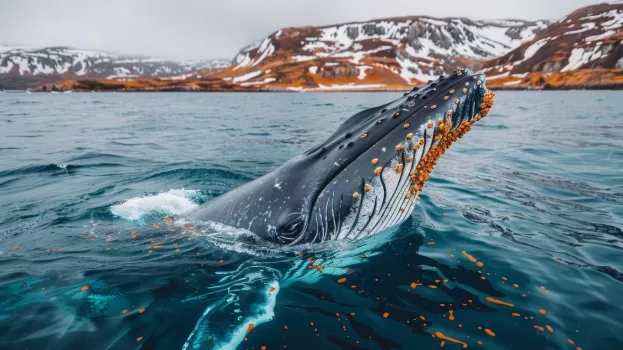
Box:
[186,69,491,245]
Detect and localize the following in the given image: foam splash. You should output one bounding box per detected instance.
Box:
[110,189,199,220]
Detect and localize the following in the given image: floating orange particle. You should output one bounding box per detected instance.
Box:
[434,332,467,349]
[476,262,484,267]
[484,328,496,337]
[406,133,413,140]
[485,297,514,308]
[383,312,389,318]
[374,167,383,176]
[371,158,379,165]
[538,309,546,315]
[246,323,255,334]
[81,285,89,291]
[261,346,267,350]
[352,192,359,200]
[410,282,421,289]
[136,337,143,342]
[403,123,410,129]
[534,325,544,332]
[546,325,553,333]
[513,284,519,288]
[364,184,372,192]
[138,308,146,314]
[122,309,128,314]
[269,287,276,293]
[512,313,520,317]
[337,277,347,283]
[462,251,477,263]
[448,310,455,321]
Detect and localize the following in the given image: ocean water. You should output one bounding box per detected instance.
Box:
[0,91,622,350]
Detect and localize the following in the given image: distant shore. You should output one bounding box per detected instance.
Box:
[20,68,623,93]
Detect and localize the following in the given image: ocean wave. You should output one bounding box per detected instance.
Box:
[110,189,200,220]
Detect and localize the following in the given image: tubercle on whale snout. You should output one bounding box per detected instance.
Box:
[406,88,495,202]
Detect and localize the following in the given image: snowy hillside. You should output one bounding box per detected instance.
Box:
[0,46,230,89]
[481,2,623,80]
[222,16,549,89]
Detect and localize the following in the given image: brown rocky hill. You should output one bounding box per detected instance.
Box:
[482,2,623,89]
[215,16,548,90]
[32,16,548,92]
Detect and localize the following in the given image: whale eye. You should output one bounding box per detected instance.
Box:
[278,214,308,242]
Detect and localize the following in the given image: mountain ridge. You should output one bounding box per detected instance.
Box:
[23,3,623,92]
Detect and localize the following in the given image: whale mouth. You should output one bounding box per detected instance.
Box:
[406,73,494,201]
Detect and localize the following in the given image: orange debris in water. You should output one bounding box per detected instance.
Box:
[462,251,477,263]
[12,246,19,251]
[410,282,421,289]
[383,312,389,318]
[538,309,546,315]
[476,262,484,267]
[138,308,145,314]
[246,323,254,334]
[448,310,455,321]
[337,277,347,283]
[484,329,496,337]
[374,167,383,176]
[546,325,553,333]
[512,313,521,317]
[269,287,276,293]
[153,245,164,250]
[534,325,544,332]
[394,164,404,173]
[485,297,514,307]
[403,123,410,129]
[371,158,379,165]
[427,120,434,128]
[513,284,519,288]
[352,192,359,200]
[430,105,437,110]
[364,184,372,192]
[434,332,468,348]
[261,346,267,350]
[441,340,446,347]
[406,133,413,140]
[81,285,89,291]
[136,337,143,342]
[429,285,438,289]
[163,216,174,224]
[122,309,128,314]
[477,341,482,345]
[395,144,404,152]
[568,339,575,345]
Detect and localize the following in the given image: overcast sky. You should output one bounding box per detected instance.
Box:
[0,0,607,60]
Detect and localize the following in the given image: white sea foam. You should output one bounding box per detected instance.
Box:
[110,189,198,220]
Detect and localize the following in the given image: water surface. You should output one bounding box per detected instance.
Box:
[0,91,622,349]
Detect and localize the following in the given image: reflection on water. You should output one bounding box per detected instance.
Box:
[0,91,622,349]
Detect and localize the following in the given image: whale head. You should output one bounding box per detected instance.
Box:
[295,69,495,243]
[191,69,494,245]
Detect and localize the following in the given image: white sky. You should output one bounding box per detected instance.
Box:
[0,0,608,60]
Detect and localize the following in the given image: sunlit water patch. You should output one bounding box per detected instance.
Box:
[0,91,622,349]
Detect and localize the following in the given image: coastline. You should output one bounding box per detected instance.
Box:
[28,69,623,92]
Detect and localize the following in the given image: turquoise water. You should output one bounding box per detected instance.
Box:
[0,91,622,349]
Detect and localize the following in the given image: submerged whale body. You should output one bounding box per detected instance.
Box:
[188,69,494,244]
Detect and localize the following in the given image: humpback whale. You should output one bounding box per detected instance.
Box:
[187,69,494,245]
